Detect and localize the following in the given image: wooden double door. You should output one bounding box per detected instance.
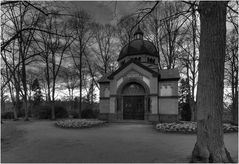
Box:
[123,96,144,120]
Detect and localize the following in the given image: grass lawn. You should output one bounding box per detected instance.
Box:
[1,120,238,163]
[1,120,27,152]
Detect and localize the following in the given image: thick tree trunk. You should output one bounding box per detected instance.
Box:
[191,2,233,163]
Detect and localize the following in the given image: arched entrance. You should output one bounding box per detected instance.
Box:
[121,82,146,120]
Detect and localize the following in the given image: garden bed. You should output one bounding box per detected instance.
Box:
[156,121,238,134]
[55,119,106,129]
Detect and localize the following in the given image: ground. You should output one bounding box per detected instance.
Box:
[1,120,238,163]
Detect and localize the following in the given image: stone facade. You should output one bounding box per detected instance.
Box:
[98,27,180,123]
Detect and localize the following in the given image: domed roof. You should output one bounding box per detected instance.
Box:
[117,39,158,61]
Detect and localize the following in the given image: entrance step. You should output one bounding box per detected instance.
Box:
[111,120,152,124]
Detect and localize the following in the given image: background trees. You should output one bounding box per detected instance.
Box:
[1,1,238,162]
[68,10,93,117]
[91,23,119,74]
[1,1,238,128]
[225,29,238,125]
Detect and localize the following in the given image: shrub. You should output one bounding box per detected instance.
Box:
[36,105,68,119]
[180,103,191,121]
[55,106,68,118]
[81,108,98,119]
[17,111,25,118]
[1,112,14,119]
[69,111,79,118]
[37,105,51,119]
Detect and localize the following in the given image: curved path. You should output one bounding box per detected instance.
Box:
[1,121,238,163]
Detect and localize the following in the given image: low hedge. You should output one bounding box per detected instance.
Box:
[55,119,106,129]
[1,112,14,119]
[156,121,238,134]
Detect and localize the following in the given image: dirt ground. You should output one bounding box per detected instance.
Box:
[1,120,238,163]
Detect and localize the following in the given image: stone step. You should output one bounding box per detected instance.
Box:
[111,120,152,124]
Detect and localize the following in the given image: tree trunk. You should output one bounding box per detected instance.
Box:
[232,51,238,125]
[79,49,83,118]
[14,85,21,119]
[51,78,56,120]
[189,98,196,121]
[191,4,197,122]
[51,101,55,120]
[8,83,18,120]
[191,2,233,163]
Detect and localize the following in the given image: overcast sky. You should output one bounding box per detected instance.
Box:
[54,1,154,25]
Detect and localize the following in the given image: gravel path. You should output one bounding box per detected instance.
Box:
[1,120,238,163]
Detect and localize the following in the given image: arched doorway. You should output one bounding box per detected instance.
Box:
[121,82,146,120]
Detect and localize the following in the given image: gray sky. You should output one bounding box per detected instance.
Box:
[55,1,154,25]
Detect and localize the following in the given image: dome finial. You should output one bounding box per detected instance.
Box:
[134,25,143,40]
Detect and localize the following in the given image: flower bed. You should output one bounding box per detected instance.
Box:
[55,119,106,129]
[156,121,238,134]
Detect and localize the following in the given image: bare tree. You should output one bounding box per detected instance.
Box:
[68,10,93,117]
[60,66,79,101]
[91,23,119,75]
[225,29,238,125]
[35,11,74,119]
[1,1,44,120]
[117,15,137,46]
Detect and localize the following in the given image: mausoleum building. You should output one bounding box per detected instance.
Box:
[99,27,180,122]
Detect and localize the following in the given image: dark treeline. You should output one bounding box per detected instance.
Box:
[1,1,237,123]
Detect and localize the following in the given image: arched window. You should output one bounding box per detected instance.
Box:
[122,82,145,95]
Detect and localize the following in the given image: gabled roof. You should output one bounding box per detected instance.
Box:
[98,60,180,83]
[108,60,159,80]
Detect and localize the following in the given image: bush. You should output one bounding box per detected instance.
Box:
[37,105,51,119]
[1,112,14,119]
[55,106,68,118]
[180,103,191,121]
[69,111,79,118]
[55,119,106,128]
[36,105,68,119]
[81,108,98,119]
